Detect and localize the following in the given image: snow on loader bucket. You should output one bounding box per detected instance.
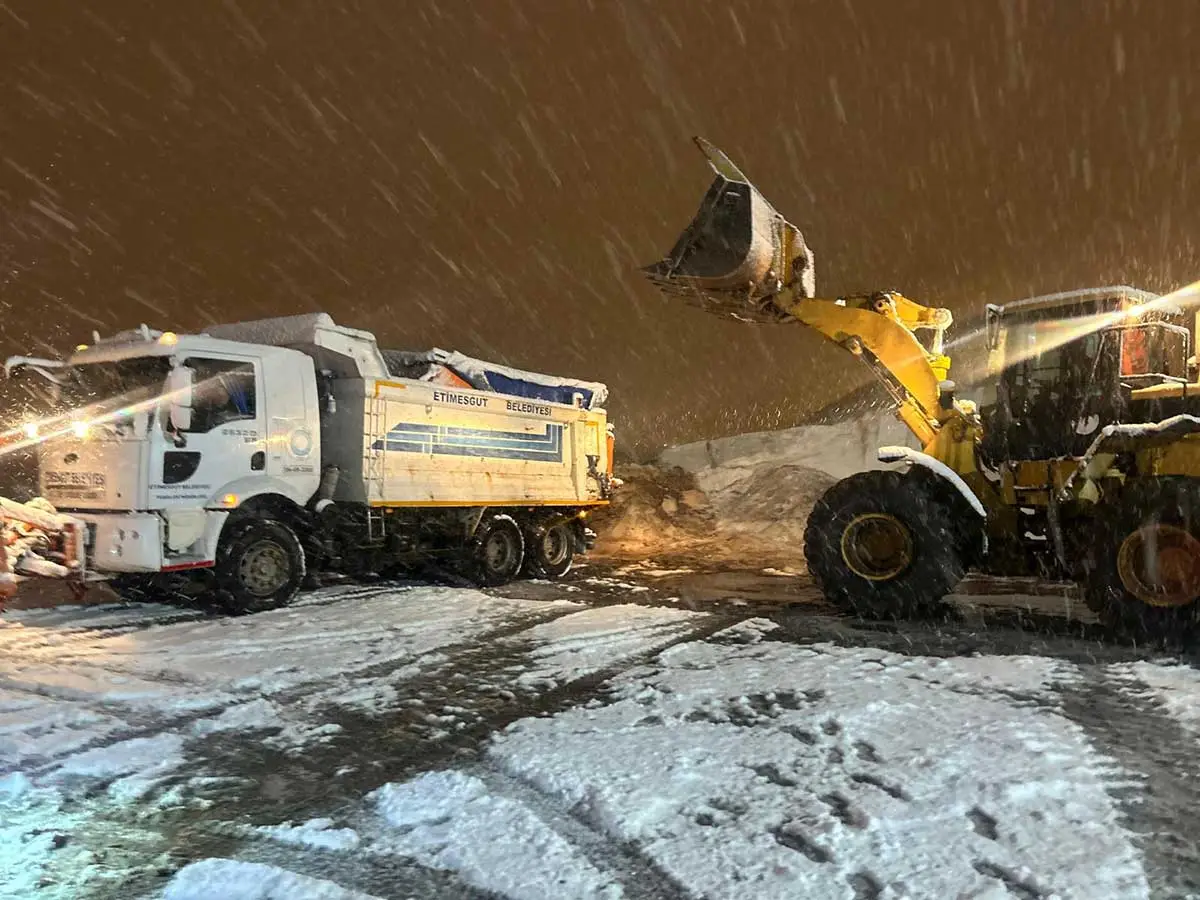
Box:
[641,136,817,322]
[0,497,88,607]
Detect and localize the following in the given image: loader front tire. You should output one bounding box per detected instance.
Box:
[1083,478,1200,645]
[215,518,305,614]
[804,470,965,620]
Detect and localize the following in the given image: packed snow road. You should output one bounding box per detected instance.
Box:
[3,562,1200,900]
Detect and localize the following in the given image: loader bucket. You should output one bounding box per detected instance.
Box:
[641,137,816,323]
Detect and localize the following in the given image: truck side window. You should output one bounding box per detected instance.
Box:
[184,358,257,433]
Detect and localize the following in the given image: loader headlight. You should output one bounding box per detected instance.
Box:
[71,421,89,439]
[23,423,39,439]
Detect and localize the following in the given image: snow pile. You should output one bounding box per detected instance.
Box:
[0,496,87,603]
[0,778,86,899]
[595,408,914,568]
[256,818,361,852]
[1108,660,1200,734]
[588,462,718,557]
[51,733,186,801]
[371,771,622,899]
[507,605,704,690]
[658,411,918,483]
[162,858,383,900]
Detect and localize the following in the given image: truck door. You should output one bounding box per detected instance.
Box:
[149,355,266,508]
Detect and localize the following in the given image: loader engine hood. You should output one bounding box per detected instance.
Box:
[641,136,817,322]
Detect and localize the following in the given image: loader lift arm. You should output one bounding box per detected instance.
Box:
[765,290,952,446]
[642,136,956,447]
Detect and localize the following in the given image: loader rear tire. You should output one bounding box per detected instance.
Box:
[471,514,525,587]
[215,518,305,614]
[1083,478,1200,645]
[804,470,965,620]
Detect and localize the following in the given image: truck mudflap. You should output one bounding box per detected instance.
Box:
[0,497,90,606]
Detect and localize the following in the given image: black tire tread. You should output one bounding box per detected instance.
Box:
[523,520,575,579]
[472,514,525,587]
[1082,476,1200,645]
[215,517,306,614]
[803,469,966,620]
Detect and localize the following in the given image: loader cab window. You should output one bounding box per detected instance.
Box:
[982,313,1123,461]
[182,358,257,434]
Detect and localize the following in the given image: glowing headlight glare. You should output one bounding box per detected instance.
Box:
[71,421,89,439]
[22,423,39,439]
[221,493,239,507]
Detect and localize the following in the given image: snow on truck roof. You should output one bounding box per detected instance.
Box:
[59,313,609,410]
[204,313,609,409]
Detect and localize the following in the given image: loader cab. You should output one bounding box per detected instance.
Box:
[978,286,1190,464]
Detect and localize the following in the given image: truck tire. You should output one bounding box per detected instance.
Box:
[215,518,306,614]
[803,469,965,620]
[471,514,525,586]
[523,520,575,579]
[1083,478,1200,644]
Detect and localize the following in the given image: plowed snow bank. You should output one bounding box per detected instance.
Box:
[594,412,914,569]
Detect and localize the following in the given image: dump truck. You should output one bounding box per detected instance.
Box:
[0,314,615,611]
[642,137,1200,643]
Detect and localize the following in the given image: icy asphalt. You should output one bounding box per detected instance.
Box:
[3,561,1200,900]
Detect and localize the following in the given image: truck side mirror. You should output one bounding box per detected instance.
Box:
[167,364,194,432]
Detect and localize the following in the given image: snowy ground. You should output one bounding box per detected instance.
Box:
[3,565,1200,900]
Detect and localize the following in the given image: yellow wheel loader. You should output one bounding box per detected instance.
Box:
[642,137,1200,644]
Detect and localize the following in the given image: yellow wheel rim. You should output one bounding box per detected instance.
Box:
[1116,523,1200,608]
[840,513,914,582]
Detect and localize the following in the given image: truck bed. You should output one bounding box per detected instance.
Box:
[322,375,609,508]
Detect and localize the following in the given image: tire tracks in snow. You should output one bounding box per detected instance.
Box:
[1059,667,1200,900]
[467,764,693,900]
[3,597,585,781]
[141,612,731,900]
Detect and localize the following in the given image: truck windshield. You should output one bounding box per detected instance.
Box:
[58,358,172,436]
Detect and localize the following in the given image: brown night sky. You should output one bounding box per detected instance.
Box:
[1,0,1198,458]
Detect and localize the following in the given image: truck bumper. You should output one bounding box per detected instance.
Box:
[81,512,164,573]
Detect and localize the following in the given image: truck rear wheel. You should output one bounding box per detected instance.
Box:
[1083,478,1200,644]
[472,514,525,586]
[803,470,965,620]
[215,519,305,614]
[523,520,576,579]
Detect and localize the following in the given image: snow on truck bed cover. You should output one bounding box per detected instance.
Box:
[382,348,609,410]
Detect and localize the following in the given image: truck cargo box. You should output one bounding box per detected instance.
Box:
[322,375,610,507]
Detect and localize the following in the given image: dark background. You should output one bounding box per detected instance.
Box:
[1,0,1197,459]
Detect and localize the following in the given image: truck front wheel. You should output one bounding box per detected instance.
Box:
[803,470,965,620]
[215,519,306,614]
